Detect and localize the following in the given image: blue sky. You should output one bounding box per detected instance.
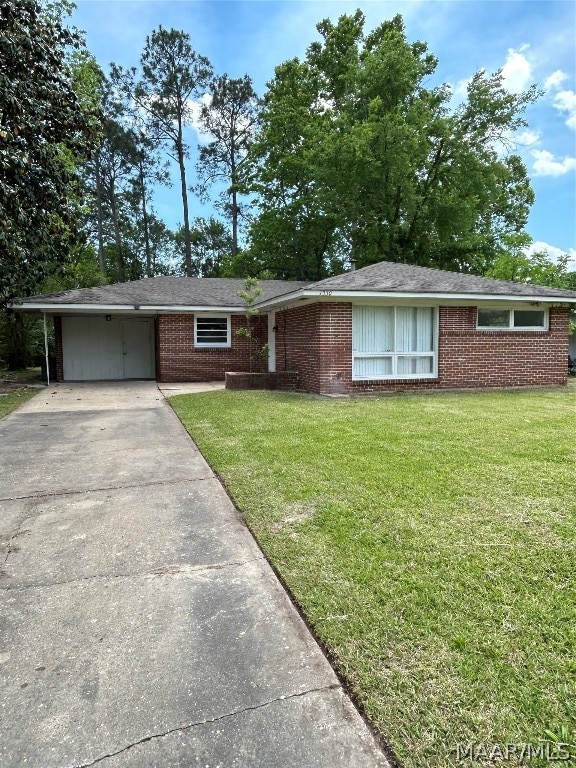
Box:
[72,0,576,265]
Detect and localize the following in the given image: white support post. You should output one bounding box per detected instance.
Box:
[43,312,50,387]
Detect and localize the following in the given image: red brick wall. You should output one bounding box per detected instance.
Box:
[277,302,571,394]
[156,313,267,382]
[317,303,353,394]
[274,304,322,393]
[435,306,569,389]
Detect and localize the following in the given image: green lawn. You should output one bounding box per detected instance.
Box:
[0,388,38,419]
[0,367,41,418]
[170,384,576,768]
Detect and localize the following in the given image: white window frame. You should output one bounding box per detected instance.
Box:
[194,314,231,348]
[352,306,438,381]
[476,308,548,331]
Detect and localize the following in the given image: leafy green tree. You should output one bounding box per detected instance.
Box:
[81,65,173,281]
[111,28,213,277]
[565,271,576,292]
[128,131,171,277]
[70,52,108,273]
[243,11,539,279]
[0,0,100,369]
[92,117,142,282]
[0,0,100,307]
[197,74,260,258]
[175,217,232,277]
[125,213,179,277]
[486,240,574,289]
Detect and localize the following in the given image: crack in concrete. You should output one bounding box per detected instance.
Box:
[1,520,32,573]
[0,475,216,503]
[71,684,342,768]
[0,555,266,591]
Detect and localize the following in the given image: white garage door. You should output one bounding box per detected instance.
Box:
[62,317,155,381]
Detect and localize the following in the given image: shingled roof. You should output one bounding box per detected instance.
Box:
[299,261,576,299]
[17,276,310,307]
[15,261,576,308]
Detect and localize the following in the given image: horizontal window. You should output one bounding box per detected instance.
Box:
[194,315,231,347]
[477,308,547,330]
[352,306,437,380]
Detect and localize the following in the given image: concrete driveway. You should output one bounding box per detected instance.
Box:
[0,382,388,768]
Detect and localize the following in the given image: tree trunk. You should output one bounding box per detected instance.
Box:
[94,154,106,275]
[231,186,239,260]
[138,159,153,277]
[109,187,125,283]
[231,149,238,259]
[176,127,193,276]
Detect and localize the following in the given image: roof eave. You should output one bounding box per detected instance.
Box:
[256,289,576,309]
[14,303,251,313]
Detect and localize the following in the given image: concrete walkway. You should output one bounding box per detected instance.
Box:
[0,382,388,768]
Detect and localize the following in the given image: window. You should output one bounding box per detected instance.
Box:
[194,315,231,347]
[352,306,437,380]
[477,308,547,330]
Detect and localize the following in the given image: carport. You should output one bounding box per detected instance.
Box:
[11,276,309,384]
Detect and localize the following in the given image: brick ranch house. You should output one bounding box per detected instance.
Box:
[15,260,576,394]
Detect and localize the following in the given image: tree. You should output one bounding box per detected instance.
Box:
[81,64,173,281]
[175,217,232,277]
[240,55,342,280]
[125,213,179,277]
[486,240,574,289]
[236,277,265,372]
[242,11,539,279]
[128,130,171,277]
[92,117,141,282]
[197,74,260,259]
[0,0,100,307]
[111,28,212,277]
[0,1,100,371]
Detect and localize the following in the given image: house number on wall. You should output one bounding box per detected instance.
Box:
[319,290,333,296]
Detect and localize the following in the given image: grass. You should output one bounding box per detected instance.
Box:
[0,367,41,417]
[0,365,42,383]
[0,387,38,418]
[170,383,576,768]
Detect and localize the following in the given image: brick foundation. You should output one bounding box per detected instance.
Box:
[225,371,299,390]
[275,303,571,395]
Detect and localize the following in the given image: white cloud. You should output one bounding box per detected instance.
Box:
[185,94,213,144]
[543,68,576,130]
[531,149,576,176]
[545,70,568,91]
[501,46,532,94]
[515,129,541,146]
[453,78,470,99]
[552,89,576,130]
[524,241,576,266]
